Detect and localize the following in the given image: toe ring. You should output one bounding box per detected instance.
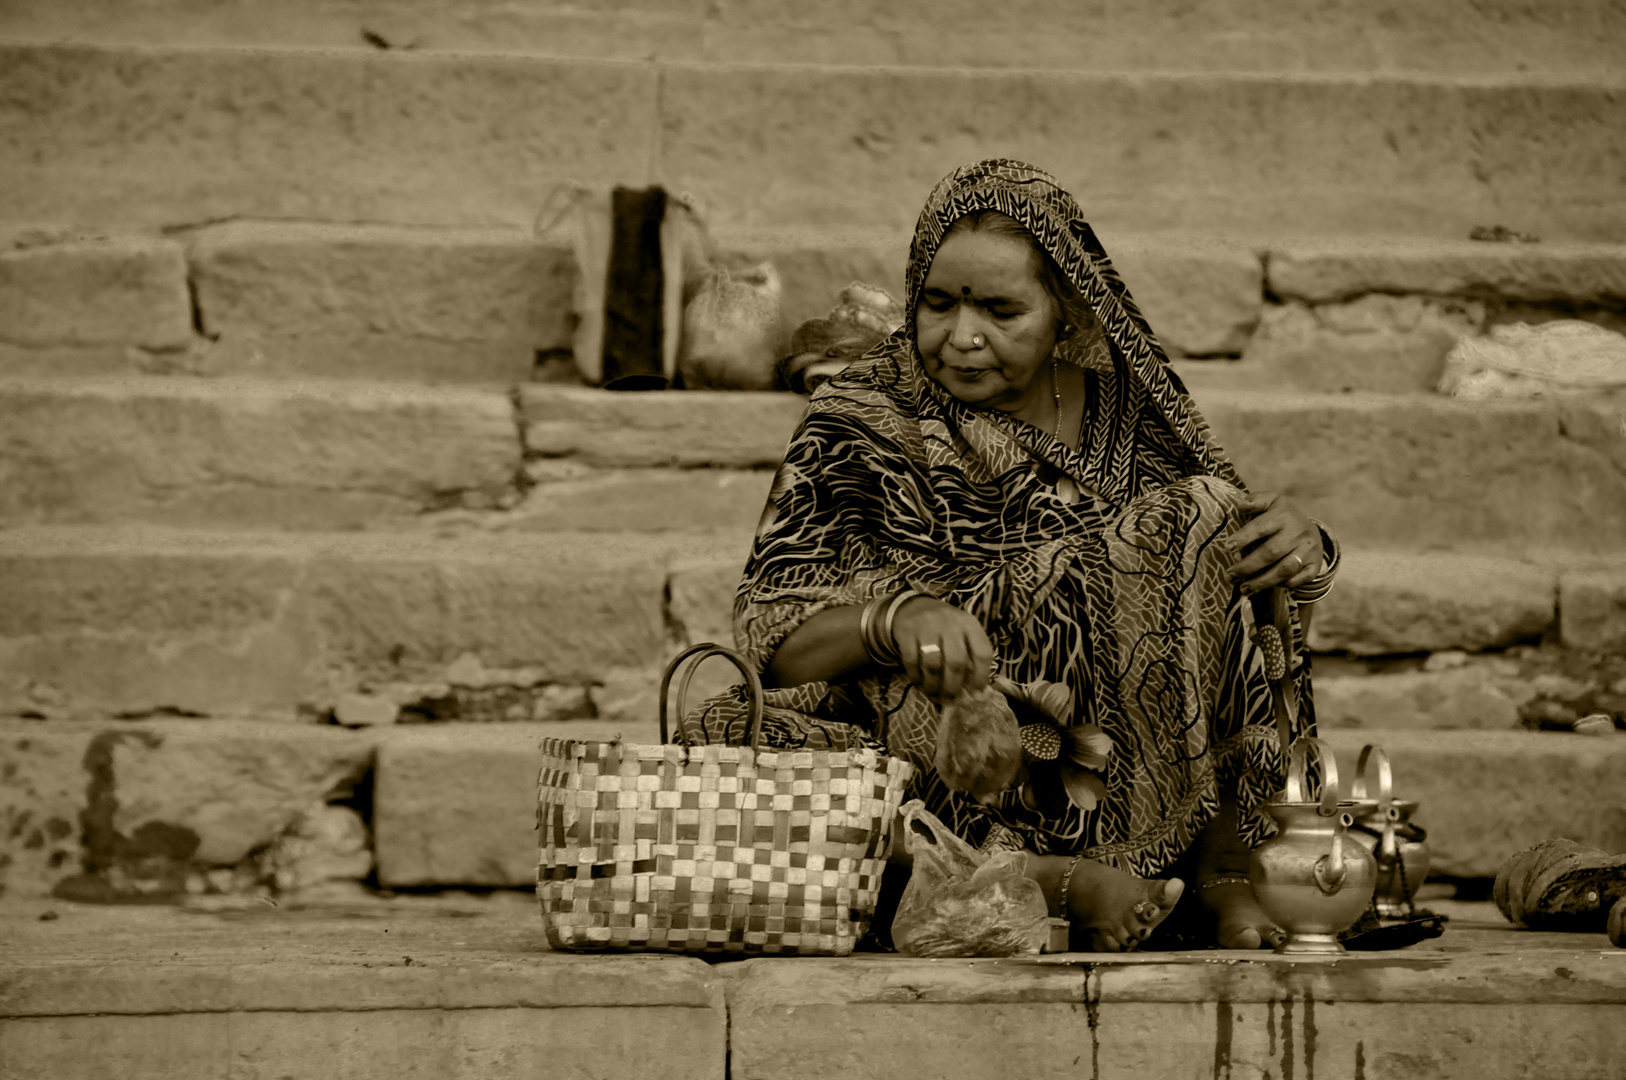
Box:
[1133,899,1154,918]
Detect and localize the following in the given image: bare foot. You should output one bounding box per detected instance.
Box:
[1199,879,1282,949]
[1064,859,1184,952]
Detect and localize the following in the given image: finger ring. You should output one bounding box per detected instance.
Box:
[971,333,986,348]
[918,643,942,660]
[1288,553,1304,573]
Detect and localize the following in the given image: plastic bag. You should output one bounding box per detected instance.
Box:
[891,800,1051,958]
[679,262,784,390]
[1439,320,1626,400]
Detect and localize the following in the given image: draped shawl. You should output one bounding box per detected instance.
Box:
[691,160,1309,874]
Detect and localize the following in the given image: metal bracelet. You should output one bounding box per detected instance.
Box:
[859,592,896,665]
[879,588,923,666]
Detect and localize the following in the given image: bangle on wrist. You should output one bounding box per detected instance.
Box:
[858,593,888,665]
[879,588,923,667]
[1289,520,1340,603]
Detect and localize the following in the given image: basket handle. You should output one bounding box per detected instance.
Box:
[657,642,766,751]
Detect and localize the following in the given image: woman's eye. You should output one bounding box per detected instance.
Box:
[923,298,954,313]
[990,309,1019,321]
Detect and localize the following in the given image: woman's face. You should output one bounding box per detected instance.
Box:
[915,225,1061,414]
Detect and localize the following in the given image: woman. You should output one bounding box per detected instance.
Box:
[680,160,1339,952]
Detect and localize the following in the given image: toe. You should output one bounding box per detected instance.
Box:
[1220,924,1263,950]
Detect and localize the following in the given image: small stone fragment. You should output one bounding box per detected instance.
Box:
[443,652,487,687]
[1424,650,1471,672]
[1574,714,1618,736]
[531,683,593,722]
[267,804,373,893]
[333,692,399,727]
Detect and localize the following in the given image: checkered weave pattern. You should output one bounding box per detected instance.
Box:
[537,738,912,955]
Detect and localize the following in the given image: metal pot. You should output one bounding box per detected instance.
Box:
[1250,737,1378,955]
[1346,744,1431,917]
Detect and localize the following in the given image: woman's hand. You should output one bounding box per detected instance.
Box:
[1225,492,1324,596]
[890,596,996,705]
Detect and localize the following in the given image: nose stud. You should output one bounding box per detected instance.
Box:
[971,333,986,349]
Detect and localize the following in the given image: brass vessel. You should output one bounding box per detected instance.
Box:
[1250,737,1378,955]
[1347,744,1430,917]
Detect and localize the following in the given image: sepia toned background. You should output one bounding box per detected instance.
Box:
[2,0,1624,915]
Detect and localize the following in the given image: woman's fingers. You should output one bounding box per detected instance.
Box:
[1235,547,1318,595]
[931,634,972,702]
[964,623,996,695]
[1225,492,1281,549]
[1228,528,1301,583]
[890,597,995,704]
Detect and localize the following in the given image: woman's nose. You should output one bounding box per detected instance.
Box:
[948,307,984,352]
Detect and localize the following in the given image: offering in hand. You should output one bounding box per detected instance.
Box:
[935,686,1024,804]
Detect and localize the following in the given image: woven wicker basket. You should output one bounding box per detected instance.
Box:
[537,643,913,955]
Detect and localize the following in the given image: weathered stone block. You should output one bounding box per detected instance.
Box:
[1308,551,1556,655]
[0,528,676,718]
[509,467,772,534]
[0,722,92,899]
[7,0,1626,78]
[1314,670,1523,731]
[521,386,808,468]
[265,804,372,892]
[1560,568,1626,652]
[0,1008,726,1080]
[1242,296,1483,392]
[727,953,1626,1080]
[374,720,661,887]
[104,721,373,867]
[1201,391,1626,555]
[0,234,192,351]
[1268,238,1626,305]
[658,64,1626,239]
[668,556,747,646]
[0,376,519,529]
[1323,728,1626,878]
[0,43,658,229]
[1103,234,1262,356]
[189,222,575,384]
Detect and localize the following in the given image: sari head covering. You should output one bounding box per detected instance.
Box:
[685,160,1311,874]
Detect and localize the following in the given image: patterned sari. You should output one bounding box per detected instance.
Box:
[678,160,1318,876]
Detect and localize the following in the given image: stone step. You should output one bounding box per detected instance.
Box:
[0,900,727,1080]
[5,899,1621,1080]
[4,43,1624,240]
[3,0,1621,77]
[519,386,1626,555]
[0,525,755,723]
[0,375,522,529]
[9,219,1623,385]
[7,713,1623,900]
[186,222,576,385]
[376,723,1626,886]
[2,517,1619,726]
